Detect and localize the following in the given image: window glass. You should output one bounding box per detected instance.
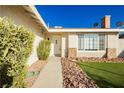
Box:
[99,34,105,50]
[78,34,105,51]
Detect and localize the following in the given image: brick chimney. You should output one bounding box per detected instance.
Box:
[101,15,111,28]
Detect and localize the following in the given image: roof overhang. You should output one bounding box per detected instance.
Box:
[48,28,124,33]
[19,6,124,34]
[22,5,48,33]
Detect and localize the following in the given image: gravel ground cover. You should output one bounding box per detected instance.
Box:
[61,57,124,88]
[61,58,98,88]
[76,57,124,63]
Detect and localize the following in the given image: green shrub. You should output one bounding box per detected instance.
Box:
[0,17,34,88]
[37,40,51,60]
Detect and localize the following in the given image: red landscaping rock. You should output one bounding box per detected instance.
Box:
[61,57,124,88]
[77,57,124,63]
[61,58,97,88]
[26,60,47,88]
[25,77,37,88]
[28,60,47,72]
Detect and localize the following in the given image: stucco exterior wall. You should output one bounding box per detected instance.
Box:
[117,39,124,58]
[47,32,124,58]
[68,34,78,48]
[77,51,106,57]
[107,33,118,49]
[61,35,68,57]
[106,33,118,58]
[0,6,44,66]
[68,34,78,57]
[50,35,54,56]
[66,32,119,58]
[67,33,106,57]
[47,31,123,58]
[45,33,68,57]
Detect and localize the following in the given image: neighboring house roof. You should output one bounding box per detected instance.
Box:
[48,28,124,33]
[22,5,48,32]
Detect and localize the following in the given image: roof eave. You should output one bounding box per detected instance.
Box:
[48,28,124,33]
[22,5,48,33]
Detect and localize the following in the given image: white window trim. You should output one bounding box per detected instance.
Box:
[78,34,106,51]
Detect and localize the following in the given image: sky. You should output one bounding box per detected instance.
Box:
[36,5,124,28]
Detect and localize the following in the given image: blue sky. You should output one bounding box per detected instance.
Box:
[36,5,124,28]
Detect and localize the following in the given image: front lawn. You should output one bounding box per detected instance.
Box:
[77,62,124,88]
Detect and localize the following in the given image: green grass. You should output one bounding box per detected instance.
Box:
[77,62,124,88]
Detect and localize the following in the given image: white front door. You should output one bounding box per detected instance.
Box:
[53,36,61,56]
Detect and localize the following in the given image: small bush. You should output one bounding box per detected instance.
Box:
[0,17,34,88]
[37,40,51,60]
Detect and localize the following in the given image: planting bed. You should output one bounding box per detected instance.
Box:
[26,60,47,88]
[61,58,97,88]
[76,57,124,63]
[61,57,124,88]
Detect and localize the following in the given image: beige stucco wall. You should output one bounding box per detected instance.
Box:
[0,6,44,66]
[68,34,78,48]
[67,33,106,57]
[107,33,119,58]
[49,32,119,58]
[77,51,106,57]
[107,33,118,49]
[117,39,124,57]
[48,32,123,58]
[61,36,66,57]
[61,34,68,57]
[45,33,68,57]
[67,32,120,58]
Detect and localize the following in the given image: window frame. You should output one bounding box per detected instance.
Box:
[78,34,106,51]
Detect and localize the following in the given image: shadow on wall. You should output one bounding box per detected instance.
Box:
[118,50,124,58]
[102,53,107,58]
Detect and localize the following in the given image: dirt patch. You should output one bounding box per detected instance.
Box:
[26,60,47,88]
[28,60,47,72]
[61,58,97,88]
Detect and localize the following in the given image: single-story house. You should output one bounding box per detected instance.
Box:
[1,5,124,66]
[46,16,124,59]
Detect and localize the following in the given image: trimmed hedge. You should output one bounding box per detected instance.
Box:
[0,17,34,88]
[37,40,51,60]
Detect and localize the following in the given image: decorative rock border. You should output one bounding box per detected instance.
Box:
[61,58,98,88]
[76,57,124,63]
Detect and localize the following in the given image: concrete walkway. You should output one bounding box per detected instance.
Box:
[32,56,63,88]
